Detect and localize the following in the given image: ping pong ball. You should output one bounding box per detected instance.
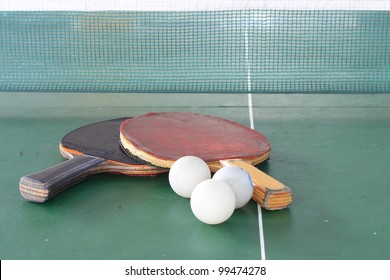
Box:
[190,179,236,225]
[213,166,254,208]
[169,156,211,198]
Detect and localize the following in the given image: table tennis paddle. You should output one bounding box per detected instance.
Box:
[119,112,292,210]
[19,118,166,203]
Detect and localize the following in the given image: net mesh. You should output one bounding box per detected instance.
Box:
[1,10,389,93]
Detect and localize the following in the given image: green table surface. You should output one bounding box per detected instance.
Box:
[1,92,389,260]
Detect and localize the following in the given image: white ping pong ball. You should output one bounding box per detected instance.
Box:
[190,179,236,225]
[168,156,211,198]
[213,166,254,208]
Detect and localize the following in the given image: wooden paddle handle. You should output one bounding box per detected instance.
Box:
[19,155,104,203]
[220,160,293,210]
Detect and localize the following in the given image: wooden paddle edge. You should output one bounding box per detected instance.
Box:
[60,144,167,175]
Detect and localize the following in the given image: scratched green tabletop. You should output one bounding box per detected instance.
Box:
[1,92,389,260]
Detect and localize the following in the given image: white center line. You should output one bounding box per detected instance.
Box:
[245,19,266,261]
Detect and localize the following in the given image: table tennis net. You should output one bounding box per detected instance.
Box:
[1,9,389,93]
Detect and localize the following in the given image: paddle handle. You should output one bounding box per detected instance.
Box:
[220,160,293,210]
[19,155,104,203]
